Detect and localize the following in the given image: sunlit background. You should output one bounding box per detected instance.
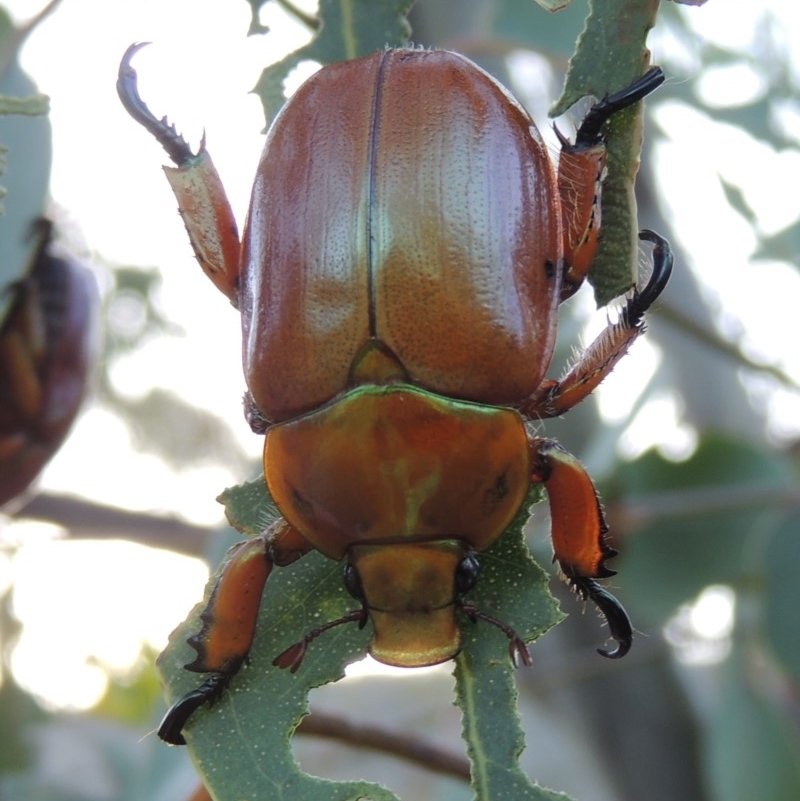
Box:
[2,0,800,798]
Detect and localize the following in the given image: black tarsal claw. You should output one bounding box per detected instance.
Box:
[571,576,632,660]
[575,66,666,148]
[157,671,231,745]
[625,229,673,327]
[117,42,196,166]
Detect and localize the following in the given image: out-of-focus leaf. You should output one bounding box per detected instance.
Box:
[718,175,756,227]
[252,0,415,124]
[711,98,782,148]
[705,652,800,801]
[94,648,166,725]
[0,94,48,115]
[0,9,52,324]
[754,219,800,266]
[608,434,796,623]
[491,0,588,61]
[763,509,800,684]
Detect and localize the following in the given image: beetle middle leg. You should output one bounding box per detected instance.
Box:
[521,230,672,419]
[157,520,313,744]
[557,67,665,300]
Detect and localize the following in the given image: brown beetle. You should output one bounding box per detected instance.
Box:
[118,46,671,745]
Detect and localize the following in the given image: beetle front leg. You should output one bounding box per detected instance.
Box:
[529,437,631,659]
[522,230,672,419]
[157,520,313,744]
[117,43,241,303]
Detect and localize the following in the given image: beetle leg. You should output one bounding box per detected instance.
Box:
[117,43,241,303]
[529,437,631,659]
[157,520,313,744]
[557,67,665,299]
[521,230,672,419]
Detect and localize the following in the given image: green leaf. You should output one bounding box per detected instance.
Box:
[158,480,390,800]
[454,496,567,801]
[158,478,563,799]
[610,434,796,624]
[718,175,757,227]
[0,93,49,116]
[754,219,800,267]
[252,0,416,124]
[705,652,800,801]
[763,509,800,684]
[550,0,660,306]
[0,11,52,325]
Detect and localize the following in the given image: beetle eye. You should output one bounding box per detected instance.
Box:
[343,563,366,602]
[455,553,481,595]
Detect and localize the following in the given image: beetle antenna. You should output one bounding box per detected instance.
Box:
[575,66,665,148]
[272,609,368,673]
[459,601,532,667]
[117,42,196,166]
[569,576,632,659]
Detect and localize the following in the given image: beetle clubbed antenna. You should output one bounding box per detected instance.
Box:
[272,609,368,673]
[459,601,532,667]
[117,42,197,166]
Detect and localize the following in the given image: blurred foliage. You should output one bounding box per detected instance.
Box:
[0,4,52,324]
[3,0,800,800]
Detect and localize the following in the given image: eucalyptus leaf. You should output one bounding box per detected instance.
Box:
[763,509,800,685]
[610,434,796,624]
[454,496,567,801]
[252,0,415,124]
[706,652,800,801]
[158,477,564,800]
[551,0,660,305]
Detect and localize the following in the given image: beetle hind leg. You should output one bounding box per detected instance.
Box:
[522,230,673,419]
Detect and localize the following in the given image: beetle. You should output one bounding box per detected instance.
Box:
[117,45,671,745]
[0,220,96,509]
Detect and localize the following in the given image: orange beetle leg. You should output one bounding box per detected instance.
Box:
[557,67,665,300]
[117,43,241,303]
[522,230,672,419]
[529,437,631,659]
[157,520,313,745]
[556,131,605,300]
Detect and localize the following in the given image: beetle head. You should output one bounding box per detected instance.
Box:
[346,540,474,667]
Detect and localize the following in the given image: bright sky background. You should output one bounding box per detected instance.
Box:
[2,0,799,709]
